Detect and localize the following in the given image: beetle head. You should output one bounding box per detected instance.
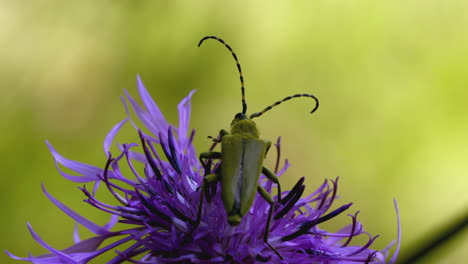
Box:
[233,112,247,120]
[230,113,259,137]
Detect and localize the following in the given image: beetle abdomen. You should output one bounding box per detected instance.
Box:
[221,135,266,224]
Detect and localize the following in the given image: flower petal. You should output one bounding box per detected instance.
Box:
[46,141,109,182]
[388,199,401,264]
[104,118,127,156]
[177,90,195,151]
[42,184,112,236]
[137,75,169,132]
[27,223,77,263]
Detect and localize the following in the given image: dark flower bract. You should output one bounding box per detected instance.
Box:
[6,76,400,263]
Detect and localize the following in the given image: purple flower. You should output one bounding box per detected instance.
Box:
[6,76,400,263]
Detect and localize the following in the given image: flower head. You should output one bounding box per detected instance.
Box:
[6,76,400,263]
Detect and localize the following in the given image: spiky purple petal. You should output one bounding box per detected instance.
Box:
[8,76,400,264]
[104,118,128,155]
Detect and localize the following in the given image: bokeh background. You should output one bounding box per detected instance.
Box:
[1,1,468,263]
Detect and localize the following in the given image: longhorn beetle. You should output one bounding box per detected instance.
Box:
[196,36,319,259]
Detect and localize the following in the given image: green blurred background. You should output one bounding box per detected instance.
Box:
[1,1,468,263]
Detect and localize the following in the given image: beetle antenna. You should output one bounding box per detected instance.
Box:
[249,93,319,119]
[199,36,247,114]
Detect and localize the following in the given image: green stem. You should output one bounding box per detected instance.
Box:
[398,209,468,264]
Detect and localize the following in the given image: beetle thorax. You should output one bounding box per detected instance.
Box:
[230,119,259,138]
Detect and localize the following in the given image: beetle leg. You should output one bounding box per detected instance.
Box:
[195,173,219,227]
[196,151,221,226]
[199,151,221,175]
[199,151,222,161]
[219,129,229,137]
[257,186,284,260]
[209,129,230,143]
[208,130,230,150]
[264,140,272,157]
[262,167,282,203]
[207,135,221,143]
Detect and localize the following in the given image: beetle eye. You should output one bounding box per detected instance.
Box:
[234,113,246,120]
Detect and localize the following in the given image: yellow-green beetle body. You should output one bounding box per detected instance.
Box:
[220,116,266,225]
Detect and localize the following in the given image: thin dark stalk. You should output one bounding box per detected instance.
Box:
[398,209,468,264]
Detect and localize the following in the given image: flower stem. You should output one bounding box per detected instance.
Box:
[398,209,468,264]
